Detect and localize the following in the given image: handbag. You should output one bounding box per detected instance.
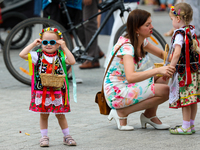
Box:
[95,42,129,115]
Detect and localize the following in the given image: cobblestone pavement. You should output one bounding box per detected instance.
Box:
[0,4,200,150]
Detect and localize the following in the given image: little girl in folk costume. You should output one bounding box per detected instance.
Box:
[166,3,200,135]
[19,27,77,146]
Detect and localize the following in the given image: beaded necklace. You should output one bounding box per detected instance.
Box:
[42,50,57,57]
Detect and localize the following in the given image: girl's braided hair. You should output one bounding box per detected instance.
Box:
[170,3,193,26]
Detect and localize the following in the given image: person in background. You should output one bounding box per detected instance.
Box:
[153,0,174,12]
[42,0,85,77]
[104,0,139,69]
[79,0,105,69]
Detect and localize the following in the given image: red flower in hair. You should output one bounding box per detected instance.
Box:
[54,28,58,32]
[42,29,44,33]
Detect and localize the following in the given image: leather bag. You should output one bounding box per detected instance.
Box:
[95,42,129,115]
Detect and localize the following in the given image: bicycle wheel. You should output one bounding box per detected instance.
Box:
[3,17,73,85]
[113,24,167,71]
[0,11,32,49]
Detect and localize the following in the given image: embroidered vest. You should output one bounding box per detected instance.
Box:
[171,26,200,74]
[34,49,66,90]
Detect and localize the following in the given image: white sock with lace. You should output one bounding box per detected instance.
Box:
[182,120,190,129]
[40,129,48,137]
[177,120,190,132]
[62,128,69,136]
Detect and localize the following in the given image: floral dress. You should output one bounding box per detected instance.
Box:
[104,36,155,109]
[169,26,200,108]
[29,50,70,114]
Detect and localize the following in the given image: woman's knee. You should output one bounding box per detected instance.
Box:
[155,84,169,98]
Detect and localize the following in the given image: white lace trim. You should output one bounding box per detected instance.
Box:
[35,97,62,106]
[35,91,62,106]
[169,72,180,104]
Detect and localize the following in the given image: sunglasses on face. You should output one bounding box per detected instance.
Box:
[42,40,56,46]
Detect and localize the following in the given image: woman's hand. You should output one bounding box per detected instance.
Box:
[158,66,176,77]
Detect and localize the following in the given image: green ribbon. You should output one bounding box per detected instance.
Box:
[71,65,77,103]
[59,50,77,103]
[59,50,70,102]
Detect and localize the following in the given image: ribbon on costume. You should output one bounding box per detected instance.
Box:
[42,59,58,73]
[41,87,57,111]
[185,27,192,85]
[28,53,33,76]
[60,50,70,105]
[0,8,2,24]
[42,86,47,111]
[59,50,77,104]
[71,65,77,103]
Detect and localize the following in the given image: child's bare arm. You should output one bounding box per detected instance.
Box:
[56,40,76,65]
[170,44,181,67]
[19,39,42,60]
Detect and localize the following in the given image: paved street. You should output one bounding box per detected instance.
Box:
[1,4,200,150]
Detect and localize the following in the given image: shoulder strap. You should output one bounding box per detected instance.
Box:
[101,42,130,92]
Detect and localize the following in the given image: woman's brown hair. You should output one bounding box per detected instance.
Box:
[125,9,151,63]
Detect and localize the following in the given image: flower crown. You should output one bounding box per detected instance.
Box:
[39,27,63,39]
[170,6,181,16]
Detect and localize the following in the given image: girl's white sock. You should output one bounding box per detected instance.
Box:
[62,128,69,136]
[40,129,48,137]
[182,120,190,129]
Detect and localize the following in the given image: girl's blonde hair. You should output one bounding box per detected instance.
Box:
[170,3,199,53]
[170,3,193,26]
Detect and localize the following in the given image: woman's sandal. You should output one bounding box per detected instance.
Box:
[40,136,49,147]
[63,135,77,146]
[169,126,192,135]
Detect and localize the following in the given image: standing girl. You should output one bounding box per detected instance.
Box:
[167,3,200,135]
[19,27,76,146]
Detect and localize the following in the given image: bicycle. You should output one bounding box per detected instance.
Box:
[3,0,166,85]
[0,0,33,49]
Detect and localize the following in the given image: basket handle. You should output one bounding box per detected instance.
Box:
[163,44,169,64]
[52,57,55,74]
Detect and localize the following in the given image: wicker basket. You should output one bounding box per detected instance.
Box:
[40,57,66,88]
[154,44,169,76]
